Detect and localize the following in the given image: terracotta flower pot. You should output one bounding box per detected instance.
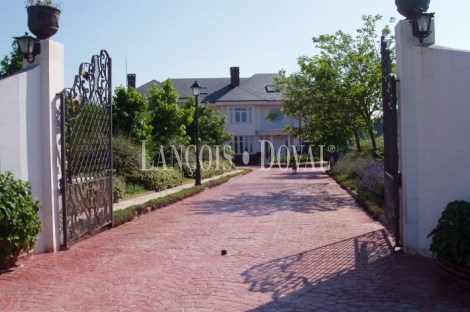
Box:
[395,0,431,19]
[27,5,61,39]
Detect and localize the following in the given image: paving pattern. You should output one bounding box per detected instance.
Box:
[1,168,470,311]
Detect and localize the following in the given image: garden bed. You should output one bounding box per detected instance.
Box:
[328,170,383,219]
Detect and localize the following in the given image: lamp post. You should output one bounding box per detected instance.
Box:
[191,81,202,185]
[13,32,40,64]
[411,11,435,43]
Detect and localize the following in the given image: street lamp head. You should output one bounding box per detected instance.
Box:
[411,11,435,43]
[13,32,41,64]
[191,80,201,96]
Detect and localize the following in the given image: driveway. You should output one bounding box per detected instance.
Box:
[1,168,469,311]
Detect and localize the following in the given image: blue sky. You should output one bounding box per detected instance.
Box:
[1,0,469,89]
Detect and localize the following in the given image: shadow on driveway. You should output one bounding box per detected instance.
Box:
[191,171,354,217]
[242,230,470,311]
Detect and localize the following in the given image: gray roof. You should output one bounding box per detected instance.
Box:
[217,74,282,102]
[136,73,282,104]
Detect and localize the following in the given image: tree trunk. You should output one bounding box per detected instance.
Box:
[353,130,361,152]
[366,124,377,154]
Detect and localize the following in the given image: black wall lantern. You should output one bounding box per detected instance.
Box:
[13,32,41,63]
[411,12,435,43]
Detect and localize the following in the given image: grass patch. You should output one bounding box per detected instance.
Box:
[335,173,358,190]
[113,169,251,227]
[183,177,195,184]
[124,183,147,198]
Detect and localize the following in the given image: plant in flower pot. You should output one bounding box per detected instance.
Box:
[428,200,470,281]
[24,0,62,40]
[395,0,431,19]
[0,171,42,268]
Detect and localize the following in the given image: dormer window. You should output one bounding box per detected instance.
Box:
[200,87,208,94]
[266,85,276,92]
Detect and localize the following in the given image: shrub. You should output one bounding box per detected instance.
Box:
[330,152,385,217]
[200,161,216,179]
[113,134,145,174]
[0,171,42,263]
[181,162,196,178]
[428,200,470,264]
[163,145,234,179]
[331,153,367,178]
[113,175,126,203]
[214,159,234,174]
[182,159,234,179]
[126,168,183,191]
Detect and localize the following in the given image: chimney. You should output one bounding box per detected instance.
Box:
[127,74,136,89]
[230,67,240,88]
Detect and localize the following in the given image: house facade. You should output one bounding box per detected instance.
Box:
[136,67,299,159]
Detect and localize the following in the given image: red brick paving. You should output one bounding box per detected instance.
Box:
[1,168,470,311]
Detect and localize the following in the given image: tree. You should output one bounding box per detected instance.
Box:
[183,97,233,146]
[112,86,152,143]
[275,56,358,153]
[0,41,23,79]
[275,15,395,153]
[112,134,144,175]
[148,79,193,147]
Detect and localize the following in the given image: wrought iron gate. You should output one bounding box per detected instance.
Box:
[59,50,113,248]
[381,36,400,247]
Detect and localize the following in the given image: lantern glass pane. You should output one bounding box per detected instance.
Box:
[417,15,430,32]
[17,37,32,54]
[191,82,200,96]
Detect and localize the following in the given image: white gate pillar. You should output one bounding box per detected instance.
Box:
[32,39,64,253]
[396,19,435,255]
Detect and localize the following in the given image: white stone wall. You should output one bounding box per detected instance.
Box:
[0,40,64,253]
[397,19,470,256]
[0,66,40,180]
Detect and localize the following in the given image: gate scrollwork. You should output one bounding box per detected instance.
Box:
[59,50,113,248]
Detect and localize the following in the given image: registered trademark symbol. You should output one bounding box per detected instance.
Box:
[327,145,336,153]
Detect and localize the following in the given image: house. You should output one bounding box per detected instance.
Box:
[136,67,299,159]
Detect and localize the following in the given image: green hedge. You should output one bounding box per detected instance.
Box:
[114,209,134,225]
[126,168,183,192]
[182,159,234,179]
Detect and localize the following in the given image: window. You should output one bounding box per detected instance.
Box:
[266,85,276,92]
[231,136,253,154]
[200,87,208,94]
[229,108,252,123]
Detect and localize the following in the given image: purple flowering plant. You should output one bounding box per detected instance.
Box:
[357,160,384,203]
